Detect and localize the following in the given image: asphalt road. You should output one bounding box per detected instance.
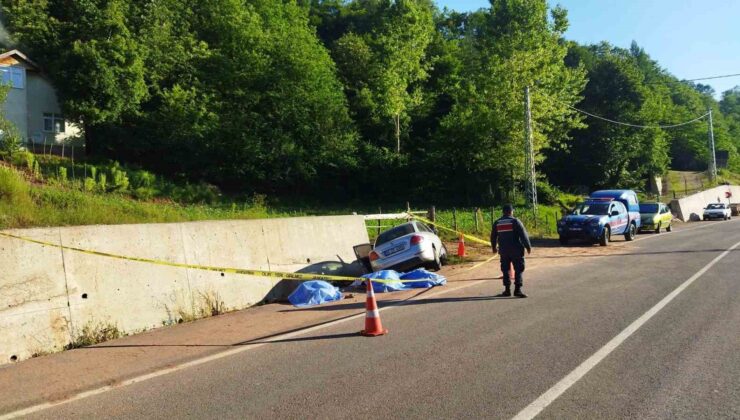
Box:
[27,220,740,419]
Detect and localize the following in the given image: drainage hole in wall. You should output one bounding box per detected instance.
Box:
[10,355,18,362]
[221,272,225,277]
[81,293,88,299]
[306,258,311,263]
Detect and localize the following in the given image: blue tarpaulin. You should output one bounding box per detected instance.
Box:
[361,270,407,293]
[288,280,343,307]
[360,269,447,292]
[400,269,447,288]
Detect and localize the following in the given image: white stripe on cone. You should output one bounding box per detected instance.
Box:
[366,309,380,318]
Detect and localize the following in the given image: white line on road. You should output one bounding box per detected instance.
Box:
[0,278,489,419]
[512,237,740,420]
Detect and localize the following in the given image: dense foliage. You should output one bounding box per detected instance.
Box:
[2,0,739,205]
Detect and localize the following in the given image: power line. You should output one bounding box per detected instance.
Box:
[536,91,709,129]
[562,103,708,129]
[678,73,740,83]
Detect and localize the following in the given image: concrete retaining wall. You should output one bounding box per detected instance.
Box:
[669,185,740,222]
[0,216,368,365]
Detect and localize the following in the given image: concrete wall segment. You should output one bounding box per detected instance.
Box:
[0,215,369,366]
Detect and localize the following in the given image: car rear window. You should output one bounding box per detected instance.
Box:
[640,204,659,213]
[376,224,415,246]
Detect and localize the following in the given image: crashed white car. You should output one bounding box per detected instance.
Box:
[703,203,731,220]
[369,221,448,272]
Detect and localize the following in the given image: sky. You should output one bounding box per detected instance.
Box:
[436,0,740,98]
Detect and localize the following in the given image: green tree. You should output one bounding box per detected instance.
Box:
[429,0,585,201]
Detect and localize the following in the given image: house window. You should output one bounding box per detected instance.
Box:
[0,66,25,89]
[43,113,66,133]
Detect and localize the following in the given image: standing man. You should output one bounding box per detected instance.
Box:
[491,204,532,298]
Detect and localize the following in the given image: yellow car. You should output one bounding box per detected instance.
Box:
[639,202,673,233]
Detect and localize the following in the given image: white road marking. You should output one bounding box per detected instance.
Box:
[512,237,740,420]
[0,278,488,419]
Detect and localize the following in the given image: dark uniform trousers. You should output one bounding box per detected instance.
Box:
[491,215,531,288]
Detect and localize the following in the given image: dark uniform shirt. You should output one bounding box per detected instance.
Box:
[491,216,532,256]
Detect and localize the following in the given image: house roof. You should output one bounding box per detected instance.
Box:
[0,49,40,70]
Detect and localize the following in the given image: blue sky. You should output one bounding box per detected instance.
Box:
[436,0,740,97]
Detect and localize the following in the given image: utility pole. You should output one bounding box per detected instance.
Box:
[524,86,538,215]
[708,108,717,183]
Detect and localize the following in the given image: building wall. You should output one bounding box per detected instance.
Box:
[26,72,81,145]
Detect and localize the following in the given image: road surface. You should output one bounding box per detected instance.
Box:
[16,220,740,418]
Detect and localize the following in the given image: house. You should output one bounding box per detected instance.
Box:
[0,49,79,148]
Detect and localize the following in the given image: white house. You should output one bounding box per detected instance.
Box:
[0,49,80,147]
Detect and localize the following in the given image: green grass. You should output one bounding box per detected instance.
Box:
[0,164,299,230]
[665,169,740,200]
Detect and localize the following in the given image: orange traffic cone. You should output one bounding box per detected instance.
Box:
[457,234,466,257]
[360,280,388,337]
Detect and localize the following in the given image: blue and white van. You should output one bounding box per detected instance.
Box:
[589,189,641,233]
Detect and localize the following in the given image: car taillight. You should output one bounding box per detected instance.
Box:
[410,235,424,245]
[369,251,379,261]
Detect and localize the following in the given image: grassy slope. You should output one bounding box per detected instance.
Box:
[0,164,294,230]
[665,170,740,198]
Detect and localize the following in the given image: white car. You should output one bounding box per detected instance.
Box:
[703,203,731,220]
[369,221,448,272]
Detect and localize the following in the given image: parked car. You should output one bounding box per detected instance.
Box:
[639,202,673,233]
[703,203,732,220]
[589,190,641,237]
[557,198,630,246]
[369,221,448,272]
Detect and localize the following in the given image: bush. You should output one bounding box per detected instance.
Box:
[537,181,562,205]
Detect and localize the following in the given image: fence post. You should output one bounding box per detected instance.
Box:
[377,207,382,236]
[428,206,436,225]
[453,208,458,232]
[474,207,480,233]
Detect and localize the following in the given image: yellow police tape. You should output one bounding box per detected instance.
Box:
[407,214,493,247]
[0,215,495,284]
[0,230,488,284]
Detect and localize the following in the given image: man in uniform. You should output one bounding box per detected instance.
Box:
[491,204,532,298]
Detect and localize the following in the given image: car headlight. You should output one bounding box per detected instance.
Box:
[589,219,601,226]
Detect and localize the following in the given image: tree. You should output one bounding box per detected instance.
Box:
[2,0,148,154]
[429,0,585,201]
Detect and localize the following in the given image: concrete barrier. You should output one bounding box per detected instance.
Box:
[0,216,368,365]
[669,185,740,222]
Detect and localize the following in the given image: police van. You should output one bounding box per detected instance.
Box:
[557,189,640,246]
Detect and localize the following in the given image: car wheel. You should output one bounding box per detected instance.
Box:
[624,223,636,241]
[666,223,672,232]
[440,244,449,266]
[430,246,442,271]
[724,215,728,221]
[599,227,610,246]
[559,235,568,245]
[655,223,661,234]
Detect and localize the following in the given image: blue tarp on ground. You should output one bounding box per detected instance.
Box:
[360,269,447,292]
[361,270,407,293]
[400,269,447,288]
[288,280,343,307]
